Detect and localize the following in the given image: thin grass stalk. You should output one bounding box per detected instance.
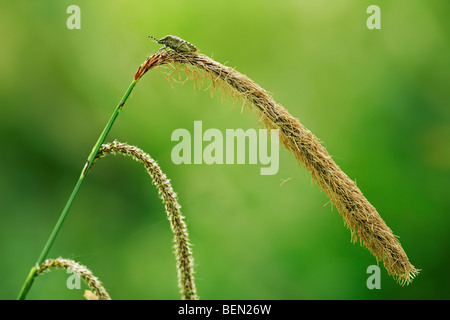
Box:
[95,141,197,300]
[17,80,138,300]
[135,49,419,285]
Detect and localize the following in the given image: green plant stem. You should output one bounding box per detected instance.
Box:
[17,79,138,300]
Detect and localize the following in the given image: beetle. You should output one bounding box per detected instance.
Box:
[149,35,198,53]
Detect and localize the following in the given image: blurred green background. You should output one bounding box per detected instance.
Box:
[1,0,449,300]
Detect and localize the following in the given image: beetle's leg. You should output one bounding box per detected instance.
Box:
[157,44,168,52]
[173,42,183,52]
[176,41,192,52]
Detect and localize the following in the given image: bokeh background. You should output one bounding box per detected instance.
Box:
[1,0,449,300]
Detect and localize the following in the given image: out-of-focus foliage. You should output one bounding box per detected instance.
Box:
[1,0,449,299]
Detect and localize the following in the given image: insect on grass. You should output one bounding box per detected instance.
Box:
[149,35,198,53]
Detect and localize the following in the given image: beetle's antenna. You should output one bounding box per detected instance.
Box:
[148,35,159,43]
